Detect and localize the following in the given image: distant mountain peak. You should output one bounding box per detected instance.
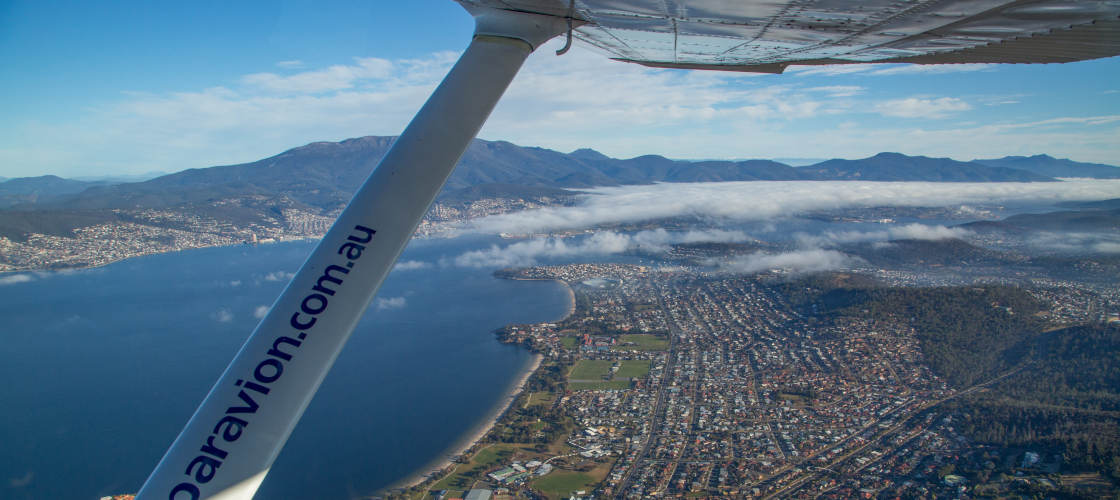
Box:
[0,175,106,209]
[994,153,1057,161]
[870,152,908,159]
[569,148,610,161]
[867,152,947,162]
[4,174,76,184]
[629,154,671,162]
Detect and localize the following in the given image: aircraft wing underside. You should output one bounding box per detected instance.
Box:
[457,0,1120,72]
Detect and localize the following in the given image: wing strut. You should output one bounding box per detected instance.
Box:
[136,8,566,499]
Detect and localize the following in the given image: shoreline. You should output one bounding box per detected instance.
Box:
[508,276,576,320]
[0,229,460,275]
[551,279,576,319]
[388,278,575,492]
[563,280,576,318]
[390,353,544,491]
[0,236,323,275]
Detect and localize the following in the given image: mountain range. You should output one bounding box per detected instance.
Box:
[0,175,111,209]
[975,154,1120,179]
[1,136,1118,238]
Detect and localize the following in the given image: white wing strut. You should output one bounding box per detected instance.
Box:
[136,8,567,500]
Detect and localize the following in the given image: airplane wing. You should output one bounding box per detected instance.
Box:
[461,0,1120,72]
[136,2,1120,499]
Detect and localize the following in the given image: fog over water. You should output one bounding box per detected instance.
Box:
[467,179,1120,235]
[449,179,1120,274]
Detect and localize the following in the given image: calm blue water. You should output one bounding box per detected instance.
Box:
[0,235,571,499]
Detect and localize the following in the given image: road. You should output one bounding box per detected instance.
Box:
[761,364,1026,499]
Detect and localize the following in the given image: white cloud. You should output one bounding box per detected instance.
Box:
[1092,242,1120,253]
[874,97,971,118]
[485,44,832,142]
[243,57,394,94]
[797,223,972,247]
[3,40,1119,178]
[805,85,864,97]
[229,280,241,287]
[716,249,859,274]
[889,224,971,241]
[993,115,1120,130]
[805,115,1120,162]
[263,271,296,282]
[467,180,1120,236]
[1029,231,1120,254]
[867,64,993,76]
[0,52,461,177]
[275,60,304,69]
[788,63,992,77]
[446,229,751,268]
[788,65,879,77]
[633,228,751,252]
[212,308,233,323]
[448,232,632,268]
[0,274,34,285]
[253,305,269,319]
[393,260,431,271]
[0,43,850,177]
[376,296,407,310]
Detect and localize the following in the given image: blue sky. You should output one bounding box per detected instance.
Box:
[2,0,1119,178]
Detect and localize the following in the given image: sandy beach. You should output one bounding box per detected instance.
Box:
[561,280,576,319]
[392,353,543,490]
[391,279,575,491]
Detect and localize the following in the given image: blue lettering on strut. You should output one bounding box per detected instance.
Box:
[170,225,375,497]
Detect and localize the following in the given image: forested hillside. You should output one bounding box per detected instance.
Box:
[952,323,1120,484]
[780,277,1120,485]
[784,281,1044,387]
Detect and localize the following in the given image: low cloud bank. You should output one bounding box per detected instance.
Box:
[447,229,750,268]
[796,223,972,247]
[1093,242,1120,253]
[715,249,860,275]
[467,180,1120,235]
[718,223,964,276]
[1030,231,1120,254]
